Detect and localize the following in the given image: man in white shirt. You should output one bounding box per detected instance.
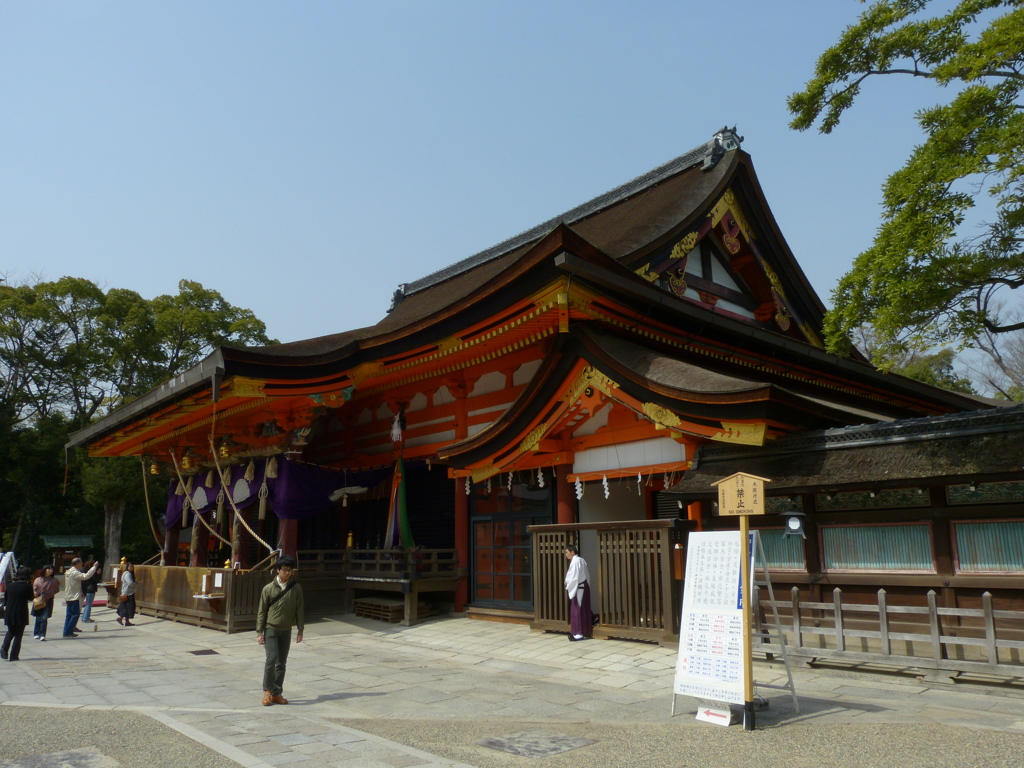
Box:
[62,557,100,638]
[563,544,593,641]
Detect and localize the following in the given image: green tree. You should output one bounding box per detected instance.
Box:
[789,0,1024,360]
[854,325,977,393]
[892,348,977,393]
[152,279,274,377]
[0,276,276,566]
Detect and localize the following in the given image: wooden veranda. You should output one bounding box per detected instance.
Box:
[133,548,464,633]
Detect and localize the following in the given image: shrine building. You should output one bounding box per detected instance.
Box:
[68,128,1001,639]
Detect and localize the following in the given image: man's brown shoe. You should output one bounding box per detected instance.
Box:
[271,694,288,705]
[262,691,273,706]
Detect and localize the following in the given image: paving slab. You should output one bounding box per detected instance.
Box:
[6,610,1024,767]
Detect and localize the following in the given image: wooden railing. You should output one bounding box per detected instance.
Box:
[755,586,1024,679]
[135,565,273,633]
[297,549,459,578]
[135,549,463,632]
[530,519,693,646]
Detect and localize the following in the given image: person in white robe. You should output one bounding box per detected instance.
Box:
[563,544,593,641]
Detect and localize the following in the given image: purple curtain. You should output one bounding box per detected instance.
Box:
[164,457,348,528]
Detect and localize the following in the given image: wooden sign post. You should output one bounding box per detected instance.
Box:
[710,472,770,731]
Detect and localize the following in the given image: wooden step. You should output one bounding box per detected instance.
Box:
[354,596,437,623]
[466,606,534,626]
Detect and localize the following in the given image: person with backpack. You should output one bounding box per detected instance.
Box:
[256,556,304,706]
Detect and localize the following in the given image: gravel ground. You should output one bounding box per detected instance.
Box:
[333,718,1024,768]
[0,707,242,768]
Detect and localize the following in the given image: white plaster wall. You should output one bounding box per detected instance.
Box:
[472,371,505,396]
[573,437,686,475]
[513,359,541,386]
[578,481,647,524]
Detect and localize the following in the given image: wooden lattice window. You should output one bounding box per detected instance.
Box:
[821,523,934,573]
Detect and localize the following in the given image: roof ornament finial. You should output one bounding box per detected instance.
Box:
[387,283,407,314]
[702,126,743,171]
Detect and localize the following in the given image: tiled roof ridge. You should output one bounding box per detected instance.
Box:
[396,127,743,302]
[694,402,1024,464]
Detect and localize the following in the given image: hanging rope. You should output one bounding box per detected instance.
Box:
[168,448,233,549]
[206,437,275,554]
[138,457,164,551]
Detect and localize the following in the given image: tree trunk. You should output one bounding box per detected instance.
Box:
[9,503,29,556]
[104,497,126,574]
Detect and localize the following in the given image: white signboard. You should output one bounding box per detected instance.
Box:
[673,530,756,705]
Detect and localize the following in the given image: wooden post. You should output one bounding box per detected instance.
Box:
[983,591,997,665]
[927,590,943,664]
[555,464,575,525]
[710,471,770,732]
[834,588,846,652]
[878,589,891,657]
[791,586,802,648]
[278,518,298,560]
[454,481,469,612]
[163,523,180,567]
[190,517,209,567]
[740,514,754,731]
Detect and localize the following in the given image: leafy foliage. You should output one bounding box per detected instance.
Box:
[789,0,1024,359]
[0,276,275,565]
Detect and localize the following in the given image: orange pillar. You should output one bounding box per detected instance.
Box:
[687,501,704,532]
[450,378,472,612]
[278,518,298,561]
[454,482,469,611]
[555,464,575,525]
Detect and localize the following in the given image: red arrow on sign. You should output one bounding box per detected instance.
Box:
[702,710,728,719]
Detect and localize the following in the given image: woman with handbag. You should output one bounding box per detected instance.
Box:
[116,562,137,626]
[32,565,60,641]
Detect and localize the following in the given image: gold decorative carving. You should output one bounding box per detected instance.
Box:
[711,422,767,446]
[669,232,699,261]
[348,361,383,384]
[229,377,268,398]
[563,365,619,404]
[709,189,753,241]
[667,270,688,297]
[642,402,681,429]
[471,464,499,483]
[437,336,464,355]
[634,263,659,282]
[519,423,548,453]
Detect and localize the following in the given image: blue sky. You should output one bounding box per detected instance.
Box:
[1,2,951,345]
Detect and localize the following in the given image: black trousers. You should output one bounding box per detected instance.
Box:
[1,625,26,660]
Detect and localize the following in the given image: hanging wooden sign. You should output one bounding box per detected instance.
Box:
[711,472,770,517]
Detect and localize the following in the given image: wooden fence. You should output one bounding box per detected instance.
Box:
[755,586,1024,679]
[530,519,693,646]
[135,565,273,633]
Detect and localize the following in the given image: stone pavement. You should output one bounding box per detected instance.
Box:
[3,606,1024,767]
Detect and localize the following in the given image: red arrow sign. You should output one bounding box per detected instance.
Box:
[702,709,728,719]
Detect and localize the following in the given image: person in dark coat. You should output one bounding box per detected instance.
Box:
[2,566,34,661]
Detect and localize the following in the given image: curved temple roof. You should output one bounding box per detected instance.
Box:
[67,128,989,458]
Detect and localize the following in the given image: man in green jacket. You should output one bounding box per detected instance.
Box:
[256,555,304,706]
